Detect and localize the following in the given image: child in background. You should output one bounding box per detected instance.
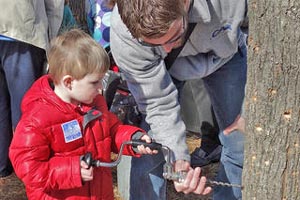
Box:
[59,0,77,33]
[9,29,156,200]
[85,0,113,50]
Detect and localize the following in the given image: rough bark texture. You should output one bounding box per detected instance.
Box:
[243,0,300,199]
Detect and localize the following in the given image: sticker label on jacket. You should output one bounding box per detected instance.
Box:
[61,120,82,143]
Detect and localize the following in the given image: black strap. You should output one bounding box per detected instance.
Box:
[164,22,196,70]
[164,0,196,70]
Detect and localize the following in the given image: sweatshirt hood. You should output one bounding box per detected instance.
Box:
[188,0,211,23]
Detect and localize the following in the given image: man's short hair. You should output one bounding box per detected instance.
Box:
[116,0,186,39]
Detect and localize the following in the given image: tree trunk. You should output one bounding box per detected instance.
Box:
[243,0,300,199]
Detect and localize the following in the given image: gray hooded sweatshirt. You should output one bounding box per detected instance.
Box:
[110,0,247,162]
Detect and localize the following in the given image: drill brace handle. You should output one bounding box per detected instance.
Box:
[82,139,162,168]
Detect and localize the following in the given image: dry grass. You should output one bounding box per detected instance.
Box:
[0,133,218,200]
[0,174,27,200]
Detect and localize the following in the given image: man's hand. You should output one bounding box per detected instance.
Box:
[136,134,158,155]
[223,115,245,135]
[173,160,212,195]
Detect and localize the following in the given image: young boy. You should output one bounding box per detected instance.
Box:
[9,29,156,200]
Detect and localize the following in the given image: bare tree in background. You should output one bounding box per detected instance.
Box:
[243,0,300,199]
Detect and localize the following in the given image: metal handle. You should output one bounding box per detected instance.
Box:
[81,152,93,169]
[81,142,242,188]
[81,140,162,168]
[130,139,162,150]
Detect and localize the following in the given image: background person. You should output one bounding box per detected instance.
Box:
[59,0,78,34]
[0,0,64,179]
[85,0,113,50]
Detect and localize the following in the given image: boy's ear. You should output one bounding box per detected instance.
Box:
[62,75,73,90]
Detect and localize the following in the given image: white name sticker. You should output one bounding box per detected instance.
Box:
[61,119,82,143]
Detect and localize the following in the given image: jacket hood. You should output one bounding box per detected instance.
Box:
[21,75,77,114]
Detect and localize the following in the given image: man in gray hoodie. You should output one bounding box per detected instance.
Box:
[110,0,247,199]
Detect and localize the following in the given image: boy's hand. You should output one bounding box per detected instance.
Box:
[80,160,94,182]
[136,135,158,155]
[173,160,212,195]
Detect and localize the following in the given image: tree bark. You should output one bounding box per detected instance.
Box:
[243,0,300,199]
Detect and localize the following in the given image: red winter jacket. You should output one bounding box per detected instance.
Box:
[9,75,144,200]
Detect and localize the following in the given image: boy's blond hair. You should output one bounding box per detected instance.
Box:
[48,29,110,84]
